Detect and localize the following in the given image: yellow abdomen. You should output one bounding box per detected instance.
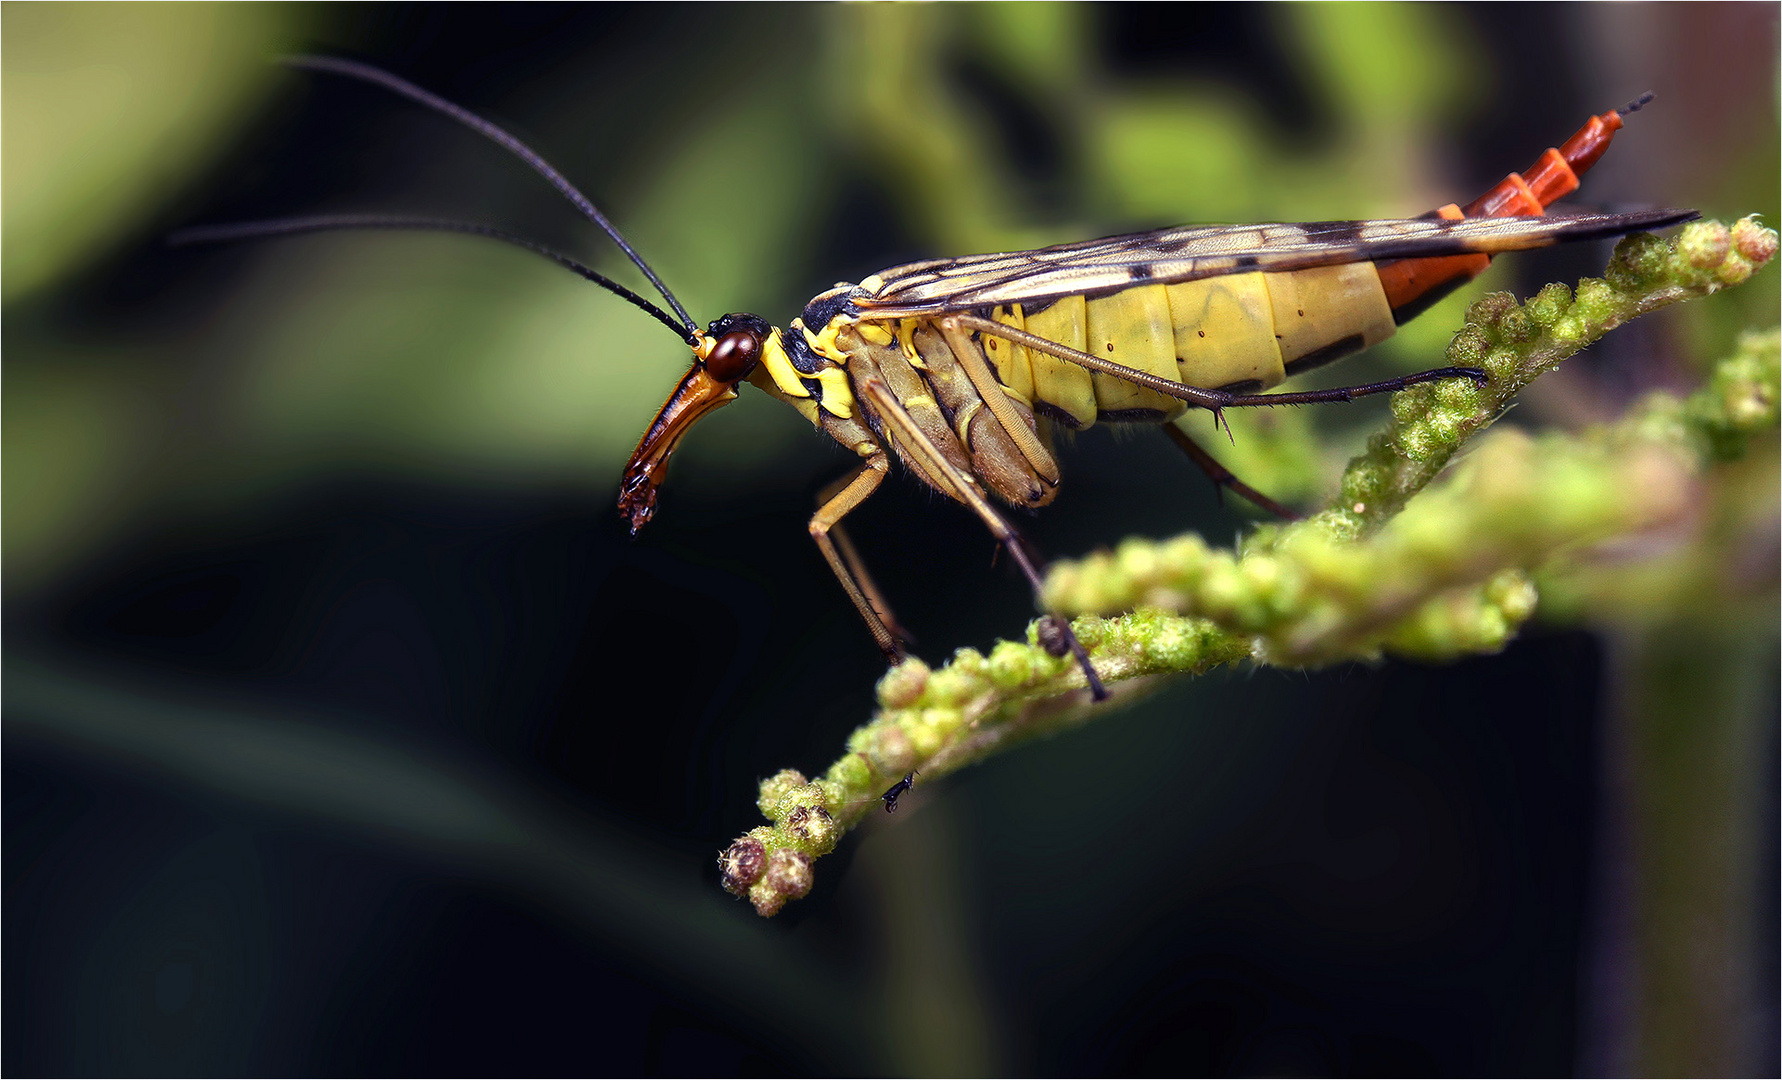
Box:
[983,264,1397,429]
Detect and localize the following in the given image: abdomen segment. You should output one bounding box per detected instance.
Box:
[982,264,1396,429]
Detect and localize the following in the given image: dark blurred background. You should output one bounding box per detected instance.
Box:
[5,5,1777,1075]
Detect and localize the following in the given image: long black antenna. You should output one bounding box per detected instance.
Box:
[170,215,692,339]
[284,55,700,338]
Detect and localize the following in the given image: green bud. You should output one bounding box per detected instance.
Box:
[1435,374,1482,409]
[757,768,807,819]
[1449,326,1491,367]
[784,804,839,854]
[1339,459,1387,506]
[1390,388,1420,424]
[1678,220,1731,270]
[924,667,977,708]
[989,639,1039,689]
[868,723,915,777]
[1526,282,1572,327]
[1466,292,1517,333]
[1497,307,1538,344]
[1572,278,1617,323]
[908,718,946,757]
[1195,559,1245,621]
[826,753,873,793]
[1605,232,1669,290]
[1731,216,1778,263]
[773,782,829,823]
[1487,571,1538,624]
[948,648,988,679]
[749,849,814,916]
[1072,615,1110,649]
[1482,344,1521,381]
[876,657,930,709]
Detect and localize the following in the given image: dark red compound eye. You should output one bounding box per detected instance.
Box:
[705,330,762,382]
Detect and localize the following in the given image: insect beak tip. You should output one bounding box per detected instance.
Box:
[618,364,737,535]
[616,471,660,534]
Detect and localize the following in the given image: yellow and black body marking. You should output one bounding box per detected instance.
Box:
[174,65,1690,704]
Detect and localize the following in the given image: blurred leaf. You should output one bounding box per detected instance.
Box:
[1276,4,1479,130]
[2,4,310,301]
[2,359,152,582]
[1089,88,1274,223]
[963,2,1089,85]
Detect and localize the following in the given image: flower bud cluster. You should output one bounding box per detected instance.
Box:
[715,608,1248,915]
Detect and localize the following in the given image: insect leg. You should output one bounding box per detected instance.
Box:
[934,318,1061,485]
[949,312,1485,411]
[1161,424,1302,521]
[855,378,1111,701]
[811,456,906,662]
[814,467,913,646]
[1201,366,1488,408]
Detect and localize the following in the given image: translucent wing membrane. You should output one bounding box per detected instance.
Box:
[856,208,1698,314]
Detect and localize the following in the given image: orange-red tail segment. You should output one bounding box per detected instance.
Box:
[1377,96,1649,323]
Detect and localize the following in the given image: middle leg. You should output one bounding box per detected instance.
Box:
[1161,423,1302,521]
[809,455,904,662]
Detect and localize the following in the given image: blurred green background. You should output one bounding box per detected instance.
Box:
[6,5,1777,1074]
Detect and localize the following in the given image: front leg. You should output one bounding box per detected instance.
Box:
[809,456,903,662]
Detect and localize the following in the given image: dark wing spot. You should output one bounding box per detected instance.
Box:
[1128,264,1153,281]
[1197,330,1206,338]
[1105,342,1115,353]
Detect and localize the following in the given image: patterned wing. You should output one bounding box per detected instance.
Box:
[851,208,1695,315]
